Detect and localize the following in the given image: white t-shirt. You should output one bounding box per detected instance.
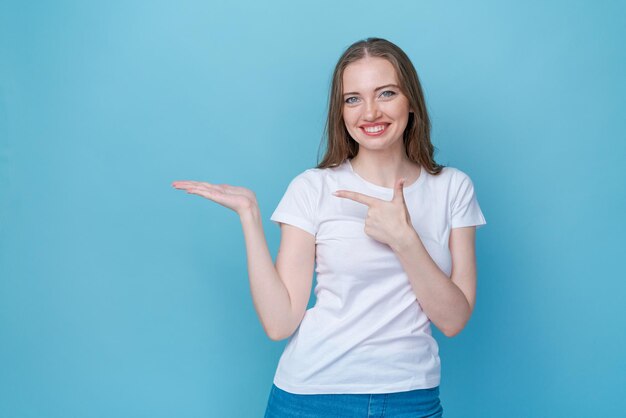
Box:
[269,158,486,394]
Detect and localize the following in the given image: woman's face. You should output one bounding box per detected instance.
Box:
[342,57,412,156]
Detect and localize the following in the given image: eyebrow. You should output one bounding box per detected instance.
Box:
[342,84,400,96]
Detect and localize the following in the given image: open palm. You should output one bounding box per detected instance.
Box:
[172,180,257,215]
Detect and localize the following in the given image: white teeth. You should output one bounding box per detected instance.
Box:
[363,124,387,133]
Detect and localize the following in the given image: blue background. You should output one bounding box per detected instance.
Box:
[1,1,624,417]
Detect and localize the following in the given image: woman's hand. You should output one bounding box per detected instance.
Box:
[172,180,258,216]
[333,177,416,250]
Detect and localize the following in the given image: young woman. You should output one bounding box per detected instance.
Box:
[173,37,486,417]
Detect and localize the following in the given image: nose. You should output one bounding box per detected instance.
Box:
[363,99,382,121]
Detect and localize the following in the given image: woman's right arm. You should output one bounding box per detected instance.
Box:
[239,206,315,341]
[172,180,315,341]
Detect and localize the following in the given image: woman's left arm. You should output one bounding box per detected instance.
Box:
[333,177,479,338]
[391,225,477,338]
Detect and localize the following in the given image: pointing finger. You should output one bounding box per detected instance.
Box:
[332,190,382,206]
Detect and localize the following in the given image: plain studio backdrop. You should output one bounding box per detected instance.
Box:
[1,1,624,417]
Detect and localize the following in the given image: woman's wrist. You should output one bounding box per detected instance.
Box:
[390,226,421,254]
[238,203,261,223]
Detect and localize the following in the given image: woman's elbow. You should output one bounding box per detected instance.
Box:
[443,326,463,338]
[442,316,471,337]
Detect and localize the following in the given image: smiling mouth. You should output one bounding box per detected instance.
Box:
[360,124,389,136]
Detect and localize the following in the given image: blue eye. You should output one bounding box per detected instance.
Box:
[344,91,396,104]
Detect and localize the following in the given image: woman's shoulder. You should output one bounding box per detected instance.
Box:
[283,165,331,192]
[431,165,473,182]
[425,165,479,197]
[292,166,327,181]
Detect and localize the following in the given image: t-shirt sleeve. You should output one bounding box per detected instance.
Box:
[270,170,320,236]
[450,170,487,229]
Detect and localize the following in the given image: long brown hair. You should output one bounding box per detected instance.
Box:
[316,37,445,175]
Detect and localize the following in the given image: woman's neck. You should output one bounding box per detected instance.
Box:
[349,152,421,189]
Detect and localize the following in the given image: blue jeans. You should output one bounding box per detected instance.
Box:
[263,383,443,417]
